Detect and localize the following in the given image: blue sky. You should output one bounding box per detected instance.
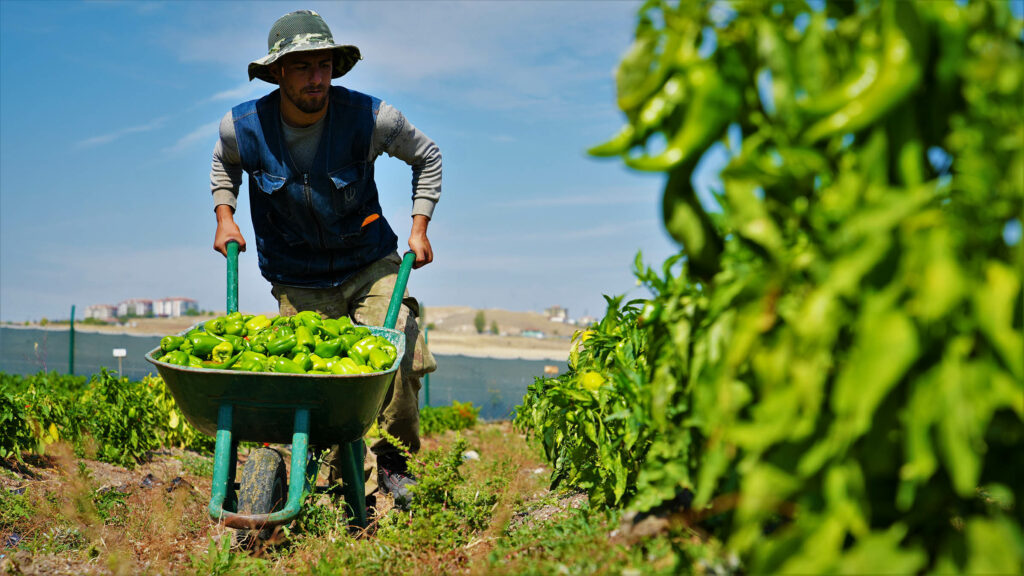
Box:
[1,0,685,323]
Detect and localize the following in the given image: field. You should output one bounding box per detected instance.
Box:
[0,372,700,575]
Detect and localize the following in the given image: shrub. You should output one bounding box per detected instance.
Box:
[521,1,1023,572]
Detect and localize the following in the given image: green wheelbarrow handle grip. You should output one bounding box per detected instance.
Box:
[226,240,240,314]
[226,241,411,325]
[384,251,416,330]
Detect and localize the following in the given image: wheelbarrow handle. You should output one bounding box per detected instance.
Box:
[384,251,416,330]
[226,241,410,324]
[226,240,240,314]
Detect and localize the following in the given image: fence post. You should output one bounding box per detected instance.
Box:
[69,305,75,375]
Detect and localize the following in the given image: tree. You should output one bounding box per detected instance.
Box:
[473,311,486,334]
[489,320,499,335]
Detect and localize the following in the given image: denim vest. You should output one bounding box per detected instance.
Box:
[232,86,398,287]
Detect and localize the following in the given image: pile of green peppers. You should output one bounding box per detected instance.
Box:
[156,311,399,375]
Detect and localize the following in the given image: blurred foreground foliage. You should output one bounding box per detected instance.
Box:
[519,0,1022,573]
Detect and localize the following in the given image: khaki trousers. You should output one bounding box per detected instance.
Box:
[271,252,436,492]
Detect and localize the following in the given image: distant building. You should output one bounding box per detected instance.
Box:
[117,299,153,317]
[154,297,198,317]
[545,306,568,323]
[522,330,546,339]
[577,315,597,327]
[84,304,117,320]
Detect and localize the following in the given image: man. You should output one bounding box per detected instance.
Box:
[209,9,439,509]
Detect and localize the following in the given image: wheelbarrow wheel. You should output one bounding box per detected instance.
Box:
[236,447,287,547]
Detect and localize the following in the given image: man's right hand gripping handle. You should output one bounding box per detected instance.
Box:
[214,204,247,257]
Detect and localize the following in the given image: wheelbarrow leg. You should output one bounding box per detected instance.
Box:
[210,404,236,518]
[338,438,367,528]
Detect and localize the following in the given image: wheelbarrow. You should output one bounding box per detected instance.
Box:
[146,241,414,532]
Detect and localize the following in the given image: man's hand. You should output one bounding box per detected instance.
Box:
[214,204,247,256]
[408,214,433,269]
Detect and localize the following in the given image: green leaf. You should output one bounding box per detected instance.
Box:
[973,261,1023,380]
[836,524,927,575]
[965,516,1024,575]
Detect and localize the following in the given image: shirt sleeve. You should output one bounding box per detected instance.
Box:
[211,110,244,211]
[371,101,442,220]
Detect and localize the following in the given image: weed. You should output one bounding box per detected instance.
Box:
[180,452,214,477]
[294,495,349,538]
[0,487,33,531]
[92,486,130,526]
[189,534,272,575]
[420,400,480,436]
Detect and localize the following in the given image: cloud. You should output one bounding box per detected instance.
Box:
[74,116,169,149]
[159,2,635,116]
[497,188,659,209]
[207,81,266,103]
[165,119,221,154]
[559,219,661,240]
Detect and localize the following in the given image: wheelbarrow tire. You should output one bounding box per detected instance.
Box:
[236,447,287,547]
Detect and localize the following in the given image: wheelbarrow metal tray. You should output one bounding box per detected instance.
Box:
[145,325,405,445]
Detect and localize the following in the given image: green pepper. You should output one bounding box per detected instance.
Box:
[295,325,316,352]
[273,325,294,338]
[346,348,367,367]
[368,347,394,371]
[180,339,194,356]
[204,317,226,335]
[356,365,374,374]
[225,311,242,322]
[295,310,323,331]
[308,369,330,375]
[353,326,371,339]
[210,341,234,364]
[232,357,263,372]
[202,351,242,370]
[314,337,344,358]
[160,335,185,353]
[291,352,313,372]
[802,2,924,144]
[245,314,271,333]
[319,318,342,337]
[162,350,190,366]
[338,332,362,353]
[240,350,268,364]
[624,60,741,172]
[376,338,398,361]
[269,356,305,374]
[271,315,291,327]
[223,319,246,337]
[349,336,378,364]
[309,354,329,372]
[187,333,227,358]
[188,355,203,368]
[267,334,298,357]
[329,357,360,375]
[221,334,247,352]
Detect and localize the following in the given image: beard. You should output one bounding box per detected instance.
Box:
[282,82,329,114]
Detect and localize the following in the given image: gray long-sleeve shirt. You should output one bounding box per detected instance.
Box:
[210,100,441,219]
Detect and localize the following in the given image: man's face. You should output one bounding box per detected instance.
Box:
[273,50,333,115]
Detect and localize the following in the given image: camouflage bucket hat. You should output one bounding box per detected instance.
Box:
[248,10,361,84]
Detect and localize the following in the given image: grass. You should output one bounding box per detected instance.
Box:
[1,422,723,575]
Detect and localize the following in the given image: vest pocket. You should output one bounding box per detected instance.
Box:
[253,170,287,194]
[328,163,366,209]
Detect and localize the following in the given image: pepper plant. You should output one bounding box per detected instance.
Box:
[520,0,1022,572]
